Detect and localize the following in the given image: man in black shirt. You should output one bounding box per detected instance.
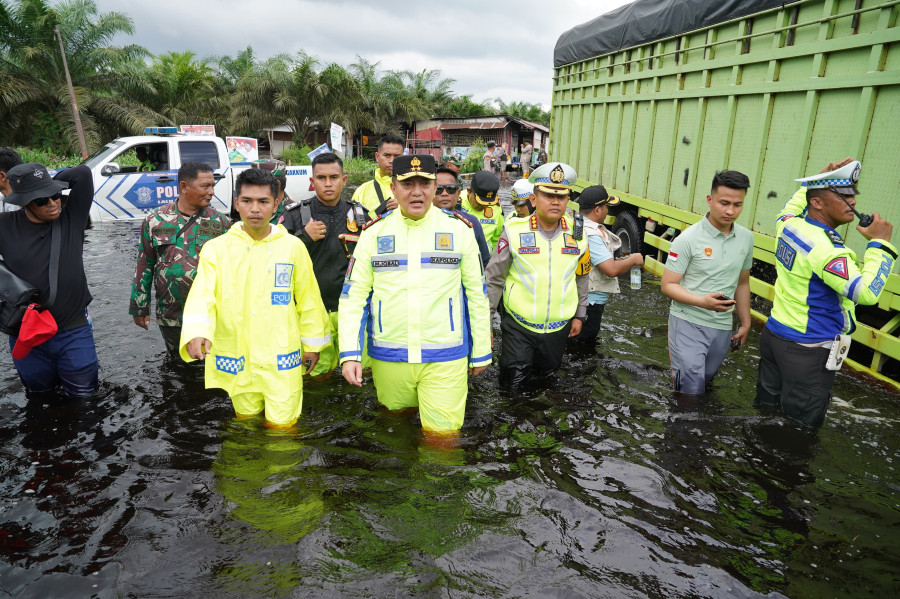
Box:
[279,153,367,378]
[0,163,98,397]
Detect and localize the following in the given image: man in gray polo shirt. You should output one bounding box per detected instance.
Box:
[661,170,754,395]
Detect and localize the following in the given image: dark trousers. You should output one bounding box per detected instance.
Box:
[499,316,571,390]
[755,327,836,428]
[569,303,605,345]
[159,325,182,355]
[9,324,99,397]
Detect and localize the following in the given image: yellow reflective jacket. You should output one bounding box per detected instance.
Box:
[350,168,392,218]
[768,187,897,342]
[338,207,491,367]
[503,214,590,333]
[179,223,331,397]
[460,195,504,252]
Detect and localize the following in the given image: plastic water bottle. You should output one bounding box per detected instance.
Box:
[630,265,642,290]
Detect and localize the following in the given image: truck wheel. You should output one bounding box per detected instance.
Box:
[612,210,643,256]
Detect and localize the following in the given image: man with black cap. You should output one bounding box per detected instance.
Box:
[484,161,589,390]
[339,154,491,438]
[569,185,645,346]
[433,166,491,266]
[460,170,504,252]
[755,158,895,427]
[0,162,98,397]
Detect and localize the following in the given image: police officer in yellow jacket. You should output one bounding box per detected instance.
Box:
[460,171,504,252]
[350,134,405,218]
[755,158,895,427]
[180,168,331,429]
[339,154,492,434]
[484,162,590,390]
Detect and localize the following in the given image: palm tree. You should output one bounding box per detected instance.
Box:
[0,0,152,153]
[231,52,328,144]
[136,51,228,130]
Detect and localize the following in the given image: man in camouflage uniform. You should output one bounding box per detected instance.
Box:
[253,158,299,224]
[130,161,231,354]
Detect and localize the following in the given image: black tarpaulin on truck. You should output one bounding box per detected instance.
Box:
[554,0,800,67]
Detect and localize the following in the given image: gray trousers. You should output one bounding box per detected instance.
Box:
[668,314,731,395]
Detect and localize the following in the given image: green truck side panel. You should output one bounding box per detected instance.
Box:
[553,0,900,379]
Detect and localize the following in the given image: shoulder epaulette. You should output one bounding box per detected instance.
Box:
[444,209,473,228]
[285,197,312,212]
[362,209,393,230]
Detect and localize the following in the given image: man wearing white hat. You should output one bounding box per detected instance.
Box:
[510,179,534,219]
[755,158,895,427]
[485,162,589,390]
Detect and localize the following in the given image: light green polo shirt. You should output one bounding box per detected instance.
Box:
[665,215,754,330]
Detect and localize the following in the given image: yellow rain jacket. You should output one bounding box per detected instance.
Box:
[338,207,492,367]
[179,223,331,398]
[351,168,393,218]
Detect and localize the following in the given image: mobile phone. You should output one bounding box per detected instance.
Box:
[719,294,736,304]
[730,338,742,352]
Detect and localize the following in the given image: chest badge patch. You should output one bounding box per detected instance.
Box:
[824,256,849,279]
[520,232,537,248]
[435,232,453,250]
[564,234,577,248]
[704,247,713,258]
[484,206,494,219]
[274,263,293,288]
[377,235,395,254]
[347,214,359,233]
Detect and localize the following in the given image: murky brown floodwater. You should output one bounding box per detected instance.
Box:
[1,210,898,598]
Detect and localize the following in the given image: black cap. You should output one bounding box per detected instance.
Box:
[393,154,436,181]
[470,171,500,206]
[577,185,620,210]
[486,141,496,147]
[3,162,68,207]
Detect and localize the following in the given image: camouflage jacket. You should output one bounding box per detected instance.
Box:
[129,201,231,327]
[270,192,299,225]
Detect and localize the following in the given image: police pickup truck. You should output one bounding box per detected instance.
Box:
[78,128,311,223]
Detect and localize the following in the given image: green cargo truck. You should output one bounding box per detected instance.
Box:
[551,0,900,387]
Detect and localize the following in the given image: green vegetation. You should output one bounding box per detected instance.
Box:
[0,0,549,157]
[343,156,377,186]
[279,145,314,166]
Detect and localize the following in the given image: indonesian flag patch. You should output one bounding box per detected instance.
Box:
[668,251,678,262]
[824,256,849,279]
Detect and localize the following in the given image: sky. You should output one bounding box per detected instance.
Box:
[94,0,633,109]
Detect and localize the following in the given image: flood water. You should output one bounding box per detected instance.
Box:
[1,217,899,599]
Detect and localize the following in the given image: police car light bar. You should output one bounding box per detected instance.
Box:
[144,127,179,135]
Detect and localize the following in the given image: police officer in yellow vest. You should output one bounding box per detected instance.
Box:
[350,134,405,218]
[460,171,504,252]
[339,154,492,435]
[755,158,895,427]
[484,162,590,390]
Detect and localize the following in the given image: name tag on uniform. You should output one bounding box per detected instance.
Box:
[561,247,579,255]
[518,247,540,254]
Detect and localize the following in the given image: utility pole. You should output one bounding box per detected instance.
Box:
[55,26,88,160]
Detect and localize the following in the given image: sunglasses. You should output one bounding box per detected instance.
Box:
[436,185,459,195]
[33,193,62,207]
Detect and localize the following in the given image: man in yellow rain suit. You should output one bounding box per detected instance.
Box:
[180,168,331,429]
[339,154,492,435]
